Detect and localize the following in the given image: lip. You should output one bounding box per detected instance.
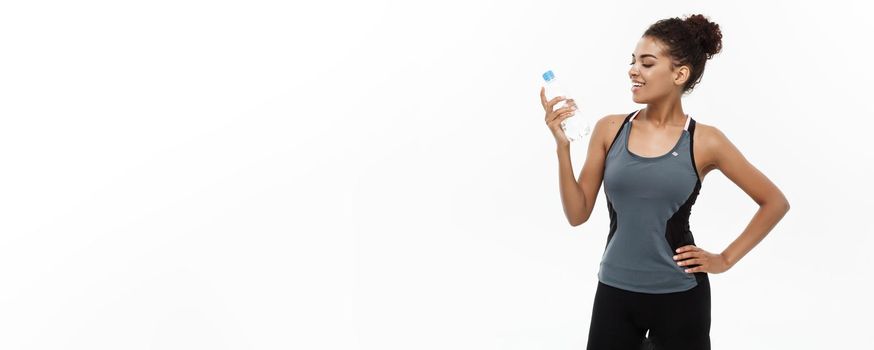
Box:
[631,85,643,92]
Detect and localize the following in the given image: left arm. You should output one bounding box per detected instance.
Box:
[676,126,790,273]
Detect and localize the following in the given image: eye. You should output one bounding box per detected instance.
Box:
[629,61,654,68]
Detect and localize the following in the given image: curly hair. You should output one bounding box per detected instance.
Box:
[643,14,723,94]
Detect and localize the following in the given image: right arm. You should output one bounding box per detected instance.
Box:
[557,116,612,226]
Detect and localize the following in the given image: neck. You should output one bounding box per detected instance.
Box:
[641,100,686,129]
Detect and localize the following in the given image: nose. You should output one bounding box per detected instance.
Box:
[628,65,639,78]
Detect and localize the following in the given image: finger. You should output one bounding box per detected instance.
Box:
[554,105,577,115]
[549,111,575,124]
[547,96,566,110]
[684,266,703,273]
[549,108,576,122]
[677,258,702,267]
[548,111,576,126]
[540,87,547,107]
[673,251,703,261]
[675,245,697,254]
[548,105,575,119]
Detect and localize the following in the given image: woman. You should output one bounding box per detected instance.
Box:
[539,14,790,350]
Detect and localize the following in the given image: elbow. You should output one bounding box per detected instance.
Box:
[570,214,590,227]
[779,194,791,212]
[760,194,790,213]
[769,197,790,213]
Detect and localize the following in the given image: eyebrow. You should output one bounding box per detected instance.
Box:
[631,53,658,59]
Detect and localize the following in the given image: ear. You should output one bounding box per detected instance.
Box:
[673,64,691,87]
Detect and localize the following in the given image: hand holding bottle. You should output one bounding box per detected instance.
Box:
[540,86,578,147]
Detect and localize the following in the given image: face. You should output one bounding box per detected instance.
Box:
[628,36,690,103]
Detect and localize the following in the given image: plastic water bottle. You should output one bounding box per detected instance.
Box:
[542,70,592,142]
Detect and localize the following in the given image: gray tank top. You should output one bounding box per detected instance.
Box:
[599,109,709,294]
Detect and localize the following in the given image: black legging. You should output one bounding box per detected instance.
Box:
[586,275,711,350]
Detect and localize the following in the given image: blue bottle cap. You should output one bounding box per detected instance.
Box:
[542,70,555,82]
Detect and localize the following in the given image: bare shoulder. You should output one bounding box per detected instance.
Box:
[692,120,736,170]
[693,120,722,147]
[593,113,630,151]
[598,113,629,128]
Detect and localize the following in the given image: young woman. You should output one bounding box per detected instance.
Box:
[539,14,790,350]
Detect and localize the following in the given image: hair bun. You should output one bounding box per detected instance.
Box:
[684,14,722,59]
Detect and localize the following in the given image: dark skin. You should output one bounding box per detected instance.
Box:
[542,35,790,274]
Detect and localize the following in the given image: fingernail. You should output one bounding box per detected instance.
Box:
[673,255,677,260]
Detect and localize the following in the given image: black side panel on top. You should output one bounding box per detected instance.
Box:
[663,179,707,284]
[605,198,618,251]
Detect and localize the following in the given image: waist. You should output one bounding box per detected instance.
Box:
[598,260,698,294]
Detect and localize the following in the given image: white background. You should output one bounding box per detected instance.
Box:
[1,1,871,349]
